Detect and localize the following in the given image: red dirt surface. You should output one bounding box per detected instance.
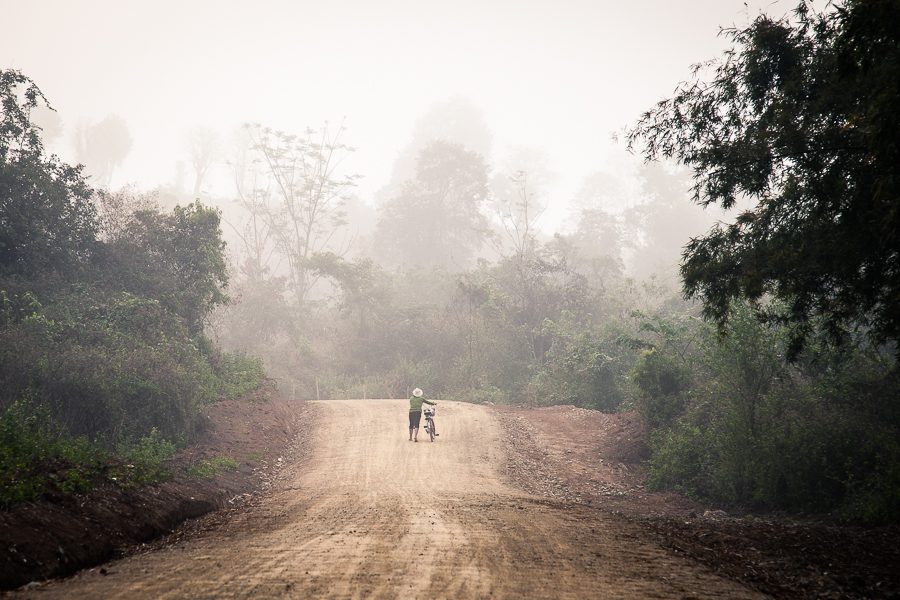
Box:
[498,404,900,599]
[1,399,897,599]
[4,400,764,599]
[0,388,314,589]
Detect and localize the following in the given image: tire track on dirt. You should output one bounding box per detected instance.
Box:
[11,399,765,599]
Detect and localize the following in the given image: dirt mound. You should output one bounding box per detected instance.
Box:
[497,404,693,513]
[0,391,314,590]
[498,404,900,599]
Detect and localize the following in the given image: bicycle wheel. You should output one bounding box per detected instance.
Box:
[428,419,435,442]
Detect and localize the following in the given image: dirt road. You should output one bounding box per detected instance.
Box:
[15,400,765,599]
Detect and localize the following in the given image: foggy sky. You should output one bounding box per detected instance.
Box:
[2,0,802,229]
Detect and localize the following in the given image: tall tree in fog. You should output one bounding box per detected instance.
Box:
[244,122,360,308]
[624,162,713,282]
[377,98,492,205]
[628,0,900,353]
[229,139,278,282]
[557,172,628,286]
[376,140,490,270]
[186,127,219,197]
[491,148,553,260]
[556,209,624,289]
[75,115,132,188]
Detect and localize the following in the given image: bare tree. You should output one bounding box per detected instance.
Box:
[243,121,360,307]
[491,148,553,260]
[186,127,219,197]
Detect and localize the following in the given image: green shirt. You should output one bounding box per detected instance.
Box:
[409,396,436,412]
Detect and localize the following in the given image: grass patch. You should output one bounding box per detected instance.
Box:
[186,455,240,479]
[113,427,178,485]
[244,451,264,464]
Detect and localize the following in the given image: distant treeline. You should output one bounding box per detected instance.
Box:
[214,0,899,523]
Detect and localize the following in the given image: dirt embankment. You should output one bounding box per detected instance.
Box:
[497,404,900,600]
[0,390,315,589]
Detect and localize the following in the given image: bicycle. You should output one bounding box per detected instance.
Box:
[423,407,438,442]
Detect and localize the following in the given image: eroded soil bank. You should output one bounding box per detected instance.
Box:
[1,392,315,589]
[498,405,900,599]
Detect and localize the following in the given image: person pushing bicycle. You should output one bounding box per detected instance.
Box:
[408,387,436,442]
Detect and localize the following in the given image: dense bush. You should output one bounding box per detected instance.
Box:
[0,400,182,506]
[637,304,900,522]
[0,70,262,507]
[0,400,105,506]
[0,289,223,441]
[528,316,634,410]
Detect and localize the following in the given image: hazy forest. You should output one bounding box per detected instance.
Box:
[2,0,898,529]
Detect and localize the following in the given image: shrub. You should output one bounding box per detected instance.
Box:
[186,455,240,479]
[632,348,691,431]
[116,427,178,484]
[640,302,900,522]
[214,352,266,400]
[647,420,709,498]
[0,400,105,506]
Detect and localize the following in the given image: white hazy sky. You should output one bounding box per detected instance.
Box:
[2,0,801,229]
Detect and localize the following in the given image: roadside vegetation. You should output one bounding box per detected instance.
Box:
[0,70,262,507]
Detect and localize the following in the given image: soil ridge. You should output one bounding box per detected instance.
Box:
[0,392,312,589]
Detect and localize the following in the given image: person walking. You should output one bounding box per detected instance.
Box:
[408,387,436,442]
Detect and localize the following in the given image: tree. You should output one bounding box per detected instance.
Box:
[186,127,219,197]
[94,185,158,243]
[308,252,392,341]
[376,140,490,270]
[244,122,359,308]
[375,98,493,206]
[624,162,715,282]
[491,148,554,260]
[0,70,98,278]
[627,1,900,354]
[76,115,133,188]
[553,208,624,289]
[227,129,279,284]
[105,202,228,335]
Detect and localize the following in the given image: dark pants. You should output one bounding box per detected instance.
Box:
[409,411,422,429]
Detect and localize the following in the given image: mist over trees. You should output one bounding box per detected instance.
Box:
[75,115,133,189]
[2,0,897,522]
[213,0,897,522]
[376,140,491,270]
[375,97,493,206]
